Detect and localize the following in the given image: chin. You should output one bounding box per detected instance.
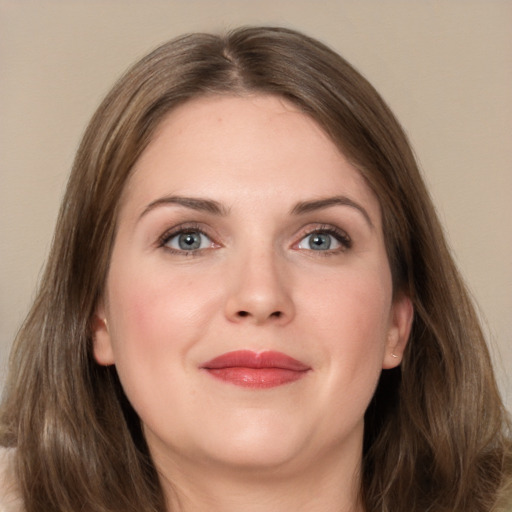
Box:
[194,412,315,473]
[204,440,306,474]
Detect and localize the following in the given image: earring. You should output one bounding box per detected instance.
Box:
[391,353,398,358]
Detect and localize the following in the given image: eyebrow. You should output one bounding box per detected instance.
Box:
[290,196,374,228]
[139,194,373,228]
[139,195,229,219]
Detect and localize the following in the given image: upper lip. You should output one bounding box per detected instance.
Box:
[201,350,310,371]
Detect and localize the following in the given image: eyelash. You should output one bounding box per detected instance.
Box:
[297,225,352,254]
[156,223,352,256]
[157,223,216,256]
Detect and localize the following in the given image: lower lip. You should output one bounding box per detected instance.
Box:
[204,367,308,388]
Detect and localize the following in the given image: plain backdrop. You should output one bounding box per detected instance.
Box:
[0,0,511,411]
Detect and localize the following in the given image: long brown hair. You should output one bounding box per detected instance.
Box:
[1,26,510,512]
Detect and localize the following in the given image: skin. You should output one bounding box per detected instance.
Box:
[93,95,413,512]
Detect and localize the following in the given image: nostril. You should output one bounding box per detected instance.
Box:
[236,310,282,319]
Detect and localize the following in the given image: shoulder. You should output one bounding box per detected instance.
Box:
[0,447,23,512]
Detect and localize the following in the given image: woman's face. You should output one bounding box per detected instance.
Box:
[93,95,412,477]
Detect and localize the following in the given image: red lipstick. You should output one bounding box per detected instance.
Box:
[200,350,310,388]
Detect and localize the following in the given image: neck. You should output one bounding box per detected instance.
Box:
[151,436,365,512]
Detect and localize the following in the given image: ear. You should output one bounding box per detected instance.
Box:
[382,292,414,369]
[91,302,115,366]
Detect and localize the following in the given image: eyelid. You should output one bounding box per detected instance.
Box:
[157,222,219,253]
[293,224,352,252]
[155,222,351,256]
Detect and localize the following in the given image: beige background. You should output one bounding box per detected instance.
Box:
[1,0,511,410]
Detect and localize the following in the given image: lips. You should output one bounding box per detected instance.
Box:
[200,350,311,388]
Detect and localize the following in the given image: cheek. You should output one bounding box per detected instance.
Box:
[105,263,222,372]
[111,259,216,324]
[286,264,393,445]
[303,265,392,379]
[306,264,391,338]
[104,266,222,427]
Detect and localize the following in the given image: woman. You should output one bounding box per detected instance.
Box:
[0,26,510,512]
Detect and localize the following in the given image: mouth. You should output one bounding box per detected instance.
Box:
[200,350,311,389]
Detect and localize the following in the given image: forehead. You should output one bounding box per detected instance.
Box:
[121,94,380,222]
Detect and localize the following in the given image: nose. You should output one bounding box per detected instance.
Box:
[224,246,295,326]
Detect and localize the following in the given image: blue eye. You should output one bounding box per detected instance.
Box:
[297,229,351,252]
[306,233,334,250]
[163,230,213,252]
